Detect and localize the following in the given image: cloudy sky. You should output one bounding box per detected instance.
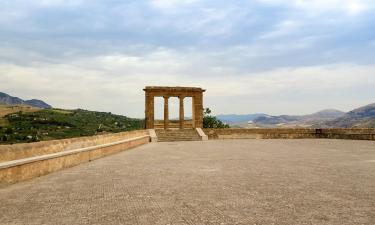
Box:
[1,0,375,118]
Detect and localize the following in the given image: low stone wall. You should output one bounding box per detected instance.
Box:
[316,128,375,140]
[0,130,150,187]
[203,128,375,141]
[0,130,148,163]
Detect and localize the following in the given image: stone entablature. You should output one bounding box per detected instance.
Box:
[144,86,206,129]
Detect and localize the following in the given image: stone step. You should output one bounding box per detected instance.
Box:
[157,137,201,141]
[155,129,201,142]
[158,136,201,139]
[156,134,198,137]
[156,133,198,136]
[156,130,198,133]
[158,139,200,142]
[157,135,200,139]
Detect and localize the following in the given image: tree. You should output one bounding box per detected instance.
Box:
[203,108,230,128]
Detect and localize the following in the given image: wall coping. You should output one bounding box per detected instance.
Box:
[0,135,150,170]
[202,128,375,141]
[203,128,375,134]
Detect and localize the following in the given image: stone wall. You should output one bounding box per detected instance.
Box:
[0,130,148,163]
[203,128,375,141]
[316,128,375,140]
[0,130,150,186]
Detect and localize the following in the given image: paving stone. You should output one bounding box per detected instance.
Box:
[0,139,374,225]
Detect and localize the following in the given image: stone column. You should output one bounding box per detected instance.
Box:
[192,96,196,128]
[145,94,154,129]
[179,96,184,129]
[164,96,169,129]
[193,93,204,128]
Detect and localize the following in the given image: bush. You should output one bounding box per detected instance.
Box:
[5,128,13,134]
[203,108,229,128]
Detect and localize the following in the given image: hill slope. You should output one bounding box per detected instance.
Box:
[0,104,42,118]
[0,104,42,127]
[0,92,52,109]
[0,108,143,144]
[252,109,345,127]
[322,103,375,128]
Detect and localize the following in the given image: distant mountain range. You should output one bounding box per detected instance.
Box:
[217,110,345,127]
[253,109,345,127]
[216,114,267,124]
[321,103,375,128]
[0,92,52,109]
[218,103,375,128]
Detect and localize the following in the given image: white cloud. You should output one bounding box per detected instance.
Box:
[259,20,301,39]
[150,0,198,10]
[345,1,368,15]
[258,0,375,16]
[205,63,375,114]
[37,0,85,7]
[198,63,375,98]
[0,0,374,116]
[1,48,375,116]
[178,7,239,36]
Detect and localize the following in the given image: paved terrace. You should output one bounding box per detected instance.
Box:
[1,139,374,225]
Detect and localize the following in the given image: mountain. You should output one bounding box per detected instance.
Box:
[216,114,268,124]
[0,92,24,105]
[24,99,51,109]
[0,92,52,109]
[322,103,375,128]
[253,115,301,126]
[306,109,346,120]
[252,109,345,127]
[218,110,345,127]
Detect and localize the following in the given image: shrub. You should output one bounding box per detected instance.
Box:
[203,108,229,128]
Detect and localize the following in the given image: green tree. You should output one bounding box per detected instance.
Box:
[203,108,230,128]
[5,128,13,134]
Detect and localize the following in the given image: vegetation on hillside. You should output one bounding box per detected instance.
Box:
[0,104,42,128]
[0,104,41,117]
[0,108,143,144]
[203,108,230,129]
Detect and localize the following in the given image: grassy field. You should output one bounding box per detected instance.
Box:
[0,107,144,144]
[0,104,41,117]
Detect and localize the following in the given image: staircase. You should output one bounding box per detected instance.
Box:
[155,129,202,142]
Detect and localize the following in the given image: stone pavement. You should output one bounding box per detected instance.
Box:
[1,139,374,225]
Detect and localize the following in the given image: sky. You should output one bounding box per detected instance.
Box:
[1,0,375,118]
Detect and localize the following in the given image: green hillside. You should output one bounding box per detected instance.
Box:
[0,108,144,144]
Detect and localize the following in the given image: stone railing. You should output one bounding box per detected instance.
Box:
[203,128,375,141]
[0,130,151,187]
